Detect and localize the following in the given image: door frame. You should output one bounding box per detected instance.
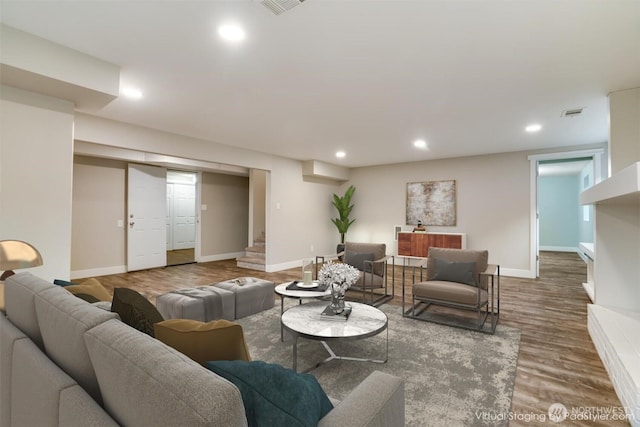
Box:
[528,148,605,278]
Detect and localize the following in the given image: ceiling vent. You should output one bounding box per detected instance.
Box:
[561,108,584,118]
[260,0,306,15]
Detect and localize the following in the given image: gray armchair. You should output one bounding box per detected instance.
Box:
[403,247,499,333]
[317,242,395,306]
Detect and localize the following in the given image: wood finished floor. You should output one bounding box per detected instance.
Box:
[91,251,626,426]
[166,248,195,266]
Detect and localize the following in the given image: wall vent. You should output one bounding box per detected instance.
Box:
[260,0,306,15]
[561,108,584,118]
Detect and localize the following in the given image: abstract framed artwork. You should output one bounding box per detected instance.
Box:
[406,180,457,226]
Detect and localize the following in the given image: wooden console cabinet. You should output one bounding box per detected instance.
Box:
[397,232,466,257]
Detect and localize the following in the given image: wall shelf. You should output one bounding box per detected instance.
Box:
[581,162,640,205]
[580,161,640,425]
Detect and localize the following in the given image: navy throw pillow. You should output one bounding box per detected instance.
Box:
[53,279,77,287]
[206,360,333,427]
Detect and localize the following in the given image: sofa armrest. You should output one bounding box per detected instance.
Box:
[318,371,404,427]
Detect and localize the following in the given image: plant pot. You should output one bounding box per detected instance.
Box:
[337,243,345,261]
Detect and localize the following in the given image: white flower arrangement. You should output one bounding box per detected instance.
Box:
[318,260,360,294]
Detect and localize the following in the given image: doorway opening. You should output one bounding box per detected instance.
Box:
[166,170,197,266]
[538,157,594,252]
[528,148,604,278]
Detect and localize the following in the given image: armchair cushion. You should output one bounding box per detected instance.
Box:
[431,258,477,286]
[355,271,384,289]
[344,251,374,272]
[344,242,386,276]
[154,318,250,365]
[427,248,488,288]
[413,280,488,305]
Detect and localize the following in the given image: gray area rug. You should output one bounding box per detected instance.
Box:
[238,303,521,427]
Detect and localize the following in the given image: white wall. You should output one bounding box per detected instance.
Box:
[250,169,267,241]
[200,173,249,260]
[71,155,126,277]
[73,114,341,272]
[538,175,580,250]
[266,156,340,270]
[346,151,532,276]
[0,85,74,281]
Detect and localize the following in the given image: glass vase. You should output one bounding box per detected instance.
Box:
[330,283,346,314]
[301,259,313,286]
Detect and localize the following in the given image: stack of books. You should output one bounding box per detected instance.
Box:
[320,304,352,321]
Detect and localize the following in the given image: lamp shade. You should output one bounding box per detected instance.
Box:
[0,240,43,271]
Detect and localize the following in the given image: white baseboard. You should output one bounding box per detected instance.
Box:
[69,257,536,280]
[500,268,536,279]
[199,252,245,263]
[71,252,244,279]
[266,259,305,273]
[71,265,127,280]
[539,246,579,253]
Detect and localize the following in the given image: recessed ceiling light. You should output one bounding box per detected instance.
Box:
[121,88,143,99]
[525,124,542,133]
[335,151,346,158]
[218,25,246,41]
[413,139,428,149]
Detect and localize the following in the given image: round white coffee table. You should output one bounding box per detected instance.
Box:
[281,301,388,372]
[275,281,331,341]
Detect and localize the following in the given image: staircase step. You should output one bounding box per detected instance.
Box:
[237,232,266,271]
[236,256,266,271]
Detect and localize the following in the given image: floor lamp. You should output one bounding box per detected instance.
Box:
[0,240,44,281]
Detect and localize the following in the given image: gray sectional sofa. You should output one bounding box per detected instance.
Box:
[0,272,405,426]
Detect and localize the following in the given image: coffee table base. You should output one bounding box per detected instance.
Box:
[292,330,388,373]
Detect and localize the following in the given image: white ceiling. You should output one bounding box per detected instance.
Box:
[1,0,639,168]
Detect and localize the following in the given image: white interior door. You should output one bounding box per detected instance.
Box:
[128,164,167,271]
[172,183,196,250]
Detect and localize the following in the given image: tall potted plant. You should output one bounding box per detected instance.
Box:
[331,185,356,254]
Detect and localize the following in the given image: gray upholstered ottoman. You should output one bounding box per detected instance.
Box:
[215,277,275,319]
[156,286,235,321]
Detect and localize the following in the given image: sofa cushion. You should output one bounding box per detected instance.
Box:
[84,319,247,427]
[155,318,251,365]
[0,315,27,427]
[11,335,77,427]
[111,288,164,337]
[65,278,111,302]
[206,360,333,427]
[59,386,119,427]
[430,258,477,286]
[4,272,55,348]
[34,286,118,404]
